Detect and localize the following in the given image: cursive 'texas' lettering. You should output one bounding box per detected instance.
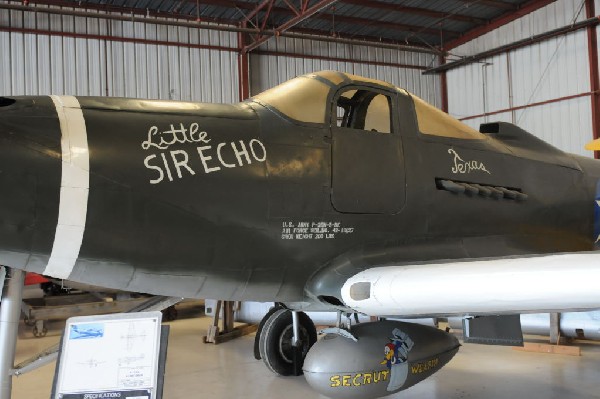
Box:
[448,148,491,174]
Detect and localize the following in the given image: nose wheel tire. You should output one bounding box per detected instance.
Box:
[258,309,317,376]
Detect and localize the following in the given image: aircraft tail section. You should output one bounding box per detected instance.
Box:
[481,122,581,170]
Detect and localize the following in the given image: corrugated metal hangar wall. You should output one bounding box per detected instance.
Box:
[1,0,597,159]
[446,0,597,158]
[0,6,240,103]
[0,4,441,107]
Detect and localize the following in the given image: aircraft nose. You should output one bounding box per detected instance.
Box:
[0,96,63,273]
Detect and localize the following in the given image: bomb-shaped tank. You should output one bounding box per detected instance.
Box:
[303,320,460,399]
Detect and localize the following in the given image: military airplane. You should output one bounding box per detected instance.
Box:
[2,70,600,398]
[70,325,104,339]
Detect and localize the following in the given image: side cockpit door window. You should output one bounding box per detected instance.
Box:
[336,90,392,133]
[330,87,405,214]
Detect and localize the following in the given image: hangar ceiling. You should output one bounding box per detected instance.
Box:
[17,0,555,51]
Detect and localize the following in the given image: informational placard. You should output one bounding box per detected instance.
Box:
[53,312,163,399]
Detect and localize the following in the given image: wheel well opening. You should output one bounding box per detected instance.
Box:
[317,295,344,307]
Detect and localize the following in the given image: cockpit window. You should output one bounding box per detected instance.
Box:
[252,71,479,139]
[412,95,484,140]
[252,76,330,124]
[364,94,391,133]
[336,89,391,133]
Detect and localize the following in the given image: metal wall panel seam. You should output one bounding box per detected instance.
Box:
[179,43,192,102]
[11,31,24,94]
[87,39,101,96]
[0,13,11,93]
[37,30,51,94]
[25,25,37,94]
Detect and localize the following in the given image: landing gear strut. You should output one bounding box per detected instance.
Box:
[0,267,25,399]
[256,308,317,376]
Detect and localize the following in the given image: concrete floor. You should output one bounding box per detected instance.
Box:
[10,305,600,399]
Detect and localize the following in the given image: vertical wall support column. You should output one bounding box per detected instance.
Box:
[549,313,561,345]
[238,22,251,101]
[586,0,600,159]
[439,54,448,113]
[0,268,5,295]
[0,267,25,399]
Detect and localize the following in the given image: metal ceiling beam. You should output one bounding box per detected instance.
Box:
[425,15,600,74]
[204,0,514,14]
[41,0,458,47]
[275,0,339,32]
[444,0,557,50]
[310,12,461,38]
[28,0,242,26]
[340,0,488,25]
[1,2,442,55]
[195,0,460,42]
[265,28,442,55]
[458,92,594,121]
[193,0,253,10]
[457,0,517,10]
[287,26,441,52]
[254,49,428,70]
[243,0,339,53]
[8,2,257,32]
[20,0,512,50]
[256,0,276,31]
[244,0,274,22]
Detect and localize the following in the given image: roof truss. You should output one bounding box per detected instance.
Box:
[24,0,552,53]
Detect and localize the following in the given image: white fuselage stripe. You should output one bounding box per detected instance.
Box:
[43,95,90,279]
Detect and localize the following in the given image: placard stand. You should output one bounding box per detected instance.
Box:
[51,312,168,399]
